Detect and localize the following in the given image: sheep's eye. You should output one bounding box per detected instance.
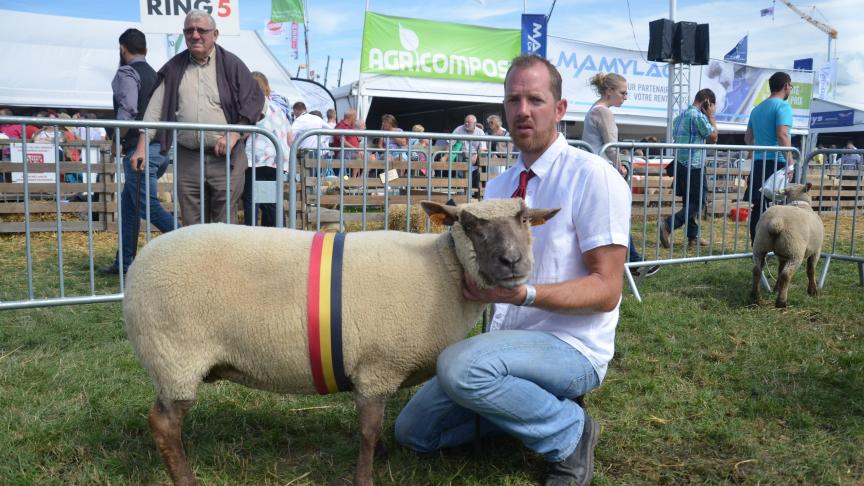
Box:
[521,216,530,224]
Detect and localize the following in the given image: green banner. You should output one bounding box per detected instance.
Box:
[753,79,813,111]
[271,0,304,23]
[360,12,520,83]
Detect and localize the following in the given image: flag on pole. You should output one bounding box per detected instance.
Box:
[272,0,304,23]
[263,21,288,44]
[724,35,747,63]
[760,7,774,17]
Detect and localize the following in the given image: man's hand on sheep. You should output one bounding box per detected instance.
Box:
[462,272,526,305]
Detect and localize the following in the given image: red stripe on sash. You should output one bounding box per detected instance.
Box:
[307,232,328,394]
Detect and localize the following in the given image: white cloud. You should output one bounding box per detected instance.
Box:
[836,52,864,107]
[312,0,864,108]
[548,0,862,107]
[459,6,522,21]
[308,8,351,36]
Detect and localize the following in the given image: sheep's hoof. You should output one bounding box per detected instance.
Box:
[352,474,374,486]
[375,440,388,460]
[749,292,760,303]
[775,300,787,309]
[808,286,818,296]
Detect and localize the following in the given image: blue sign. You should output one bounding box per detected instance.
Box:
[810,109,854,129]
[794,58,813,71]
[521,14,547,57]
[724,36,747,64]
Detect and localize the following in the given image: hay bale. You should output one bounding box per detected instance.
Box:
[387,204,445,233]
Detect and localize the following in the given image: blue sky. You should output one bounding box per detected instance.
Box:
[2,0,861,107]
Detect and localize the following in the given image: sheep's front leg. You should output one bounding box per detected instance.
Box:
[806,254,819,296]
[149,399,196,486]
[353,396,385,486]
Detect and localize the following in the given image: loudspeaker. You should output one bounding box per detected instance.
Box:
[694,23,710,65]
[648,19,674,62]
[674,21,697,64]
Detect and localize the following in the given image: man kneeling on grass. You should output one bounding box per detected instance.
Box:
[395,54,630,486]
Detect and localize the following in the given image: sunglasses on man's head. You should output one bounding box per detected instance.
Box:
[183,27,214,36]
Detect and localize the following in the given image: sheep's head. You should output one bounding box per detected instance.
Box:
[421,199,559,289]
[784,183,813,205]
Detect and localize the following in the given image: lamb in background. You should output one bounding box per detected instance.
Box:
[123,198,559,486]
[751,183,824,308]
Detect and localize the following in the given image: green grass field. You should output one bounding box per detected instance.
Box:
[1,230,863,485]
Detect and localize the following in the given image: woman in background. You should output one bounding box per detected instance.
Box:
[242,71,292,227]
[582,72,659,277]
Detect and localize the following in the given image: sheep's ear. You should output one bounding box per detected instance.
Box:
[804,182,812,192]
[527,207,560,226]
[421,200,459,226]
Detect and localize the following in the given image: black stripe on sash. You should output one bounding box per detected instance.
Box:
[330,232,352,391]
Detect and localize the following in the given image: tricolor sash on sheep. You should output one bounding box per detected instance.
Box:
[307,232,352,394]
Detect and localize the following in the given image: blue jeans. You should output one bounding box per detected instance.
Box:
[394,330,600,462]
[116,143,176,269]
[665,165,705,240]
[628,236,642,263]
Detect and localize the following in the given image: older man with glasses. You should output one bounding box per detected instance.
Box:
[451,114,487,164]
[131,9,264,226]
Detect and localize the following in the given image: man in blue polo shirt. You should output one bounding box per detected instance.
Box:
[744,71,794,243]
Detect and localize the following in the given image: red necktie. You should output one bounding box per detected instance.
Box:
[511,169,535,199]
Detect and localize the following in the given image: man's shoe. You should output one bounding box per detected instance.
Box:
[659,223,671,249]
[97,263,124,275]
[643,265,661,277]
[689,238,709,247]
[544,413,601,486]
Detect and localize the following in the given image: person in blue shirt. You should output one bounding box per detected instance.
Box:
[660,89,718,249]
[744,72,794,243]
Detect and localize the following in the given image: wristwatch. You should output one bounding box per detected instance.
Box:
[520,284,537,307]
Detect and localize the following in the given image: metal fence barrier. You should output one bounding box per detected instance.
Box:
[799,148,864,288]
[601,141,803,301]
[289,129,592,232]
[17,121,839,309]
[0,115,283,310]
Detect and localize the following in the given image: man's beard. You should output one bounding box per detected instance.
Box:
[119,53,126,67]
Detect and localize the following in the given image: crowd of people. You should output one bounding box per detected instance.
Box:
[0,108,108,183]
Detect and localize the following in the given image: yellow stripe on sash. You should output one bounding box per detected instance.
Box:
[318,232,339,393]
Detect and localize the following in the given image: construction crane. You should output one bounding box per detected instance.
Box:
[776,0,838,60]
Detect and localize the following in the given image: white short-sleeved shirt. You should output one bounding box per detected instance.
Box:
[292,113,331,150]
[485,134,631,381]
[452,125,487,155]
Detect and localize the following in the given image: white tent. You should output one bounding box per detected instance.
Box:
[0,9,303,110]
[808,98,864,135]
[805,98,864,153]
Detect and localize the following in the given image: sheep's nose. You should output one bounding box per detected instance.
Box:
[499,253,522,267]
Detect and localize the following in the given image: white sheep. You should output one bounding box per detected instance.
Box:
[123,198,559,486]
[751,183,824,308]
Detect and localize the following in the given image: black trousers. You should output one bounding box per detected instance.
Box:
[746,159,782,243]
[242,166,280,227]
